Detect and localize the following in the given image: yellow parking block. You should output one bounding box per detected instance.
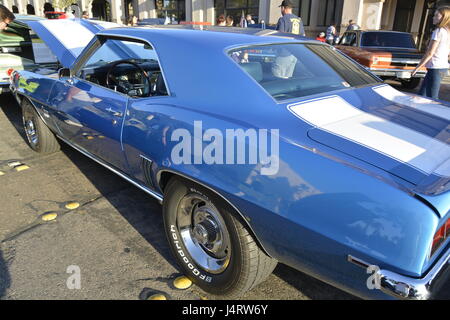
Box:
[41,213,58,222]
[147,294,167,300]
[173,276,192,290]
[15,165,29,172]
[65,202,80,210]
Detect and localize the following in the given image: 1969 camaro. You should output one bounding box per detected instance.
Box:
[8,19,450,299]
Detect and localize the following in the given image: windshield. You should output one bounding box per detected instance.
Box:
[361,32,415,48]
[229,43,380,101]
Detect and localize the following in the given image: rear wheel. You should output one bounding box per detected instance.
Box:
[163,177,277,298]
[21,99,60,154]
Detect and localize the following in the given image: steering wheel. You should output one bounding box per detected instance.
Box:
[106,60,151,97]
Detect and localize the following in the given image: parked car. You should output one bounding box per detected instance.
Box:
[0,18,117,93]
[44,11,67,19]
[0,15,46,93]
[9,19,450,300]
[336,30,426,89]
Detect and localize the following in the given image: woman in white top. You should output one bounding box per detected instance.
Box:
[412,6,450,99]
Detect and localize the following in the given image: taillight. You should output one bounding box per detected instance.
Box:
[6,68,14,77]
[431,218,450,256]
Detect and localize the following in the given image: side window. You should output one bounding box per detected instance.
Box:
[76,38,168,98]
[340,32,357,46]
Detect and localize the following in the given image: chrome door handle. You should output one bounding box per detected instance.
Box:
[105,107,123,117]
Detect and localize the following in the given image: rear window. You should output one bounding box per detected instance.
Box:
[361,32,415,48]
[229,43,380,101]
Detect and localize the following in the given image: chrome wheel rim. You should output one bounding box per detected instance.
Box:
[176,193,231,274]
[24,117,38,146]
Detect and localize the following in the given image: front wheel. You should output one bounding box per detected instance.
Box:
[22,99,60,154]
[163,177,277,298]
[400,77,421,90]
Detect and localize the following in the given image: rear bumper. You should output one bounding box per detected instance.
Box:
[368,67,426,79]
[376,248,450,300]
[0,80,10,93]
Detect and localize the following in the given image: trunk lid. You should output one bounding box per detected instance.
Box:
[288,84,450,215]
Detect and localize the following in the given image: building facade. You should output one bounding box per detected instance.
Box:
[1,0,449,47]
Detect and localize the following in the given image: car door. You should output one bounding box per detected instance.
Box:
[49,37,136,172]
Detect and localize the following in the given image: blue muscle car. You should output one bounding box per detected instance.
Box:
[8,19,450,300]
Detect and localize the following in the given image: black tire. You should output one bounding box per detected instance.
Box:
[21,99,60,154]
[400,77,421,90]
[163,177,277,298]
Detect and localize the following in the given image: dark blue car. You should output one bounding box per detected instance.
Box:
[9,19,450,300]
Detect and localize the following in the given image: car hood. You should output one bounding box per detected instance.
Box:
[288,84,450,201]
[25,19,120,68]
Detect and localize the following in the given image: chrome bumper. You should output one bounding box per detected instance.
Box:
[368,68,426,79]
[376,248,450,300]
[0,80,10,93]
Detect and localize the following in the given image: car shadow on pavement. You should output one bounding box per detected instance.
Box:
[1,95,29,145]
[272,264,358,300]
[0,249,11,299]
[59,143,181,272]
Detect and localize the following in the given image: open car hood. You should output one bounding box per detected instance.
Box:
[26,19,119,68]
[288,84,450,203]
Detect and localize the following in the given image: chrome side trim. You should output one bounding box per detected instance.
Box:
[155,169,273,257]
[365,248,450,300]
[57,135,163,204]
[369,68,426,76]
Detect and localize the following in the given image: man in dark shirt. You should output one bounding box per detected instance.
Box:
[276,0,305,36]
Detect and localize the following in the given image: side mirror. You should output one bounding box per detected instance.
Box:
[58,68,71,79]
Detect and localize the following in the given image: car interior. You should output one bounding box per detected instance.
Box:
[79,59,168,98]
[78,39,168,98]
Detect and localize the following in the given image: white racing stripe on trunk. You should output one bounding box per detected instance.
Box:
[38,19,94,57]
[373,85,450,121]
[288,95,450,177]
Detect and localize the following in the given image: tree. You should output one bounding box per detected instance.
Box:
[52,0,75,11]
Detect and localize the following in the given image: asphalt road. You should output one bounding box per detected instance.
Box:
[1,84,449,300]
[0,93,358,300]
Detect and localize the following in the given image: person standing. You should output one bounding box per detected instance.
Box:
[315,32,326,42]
[217,14,226,26]
[225,15,234,27]
[246,14,255,25]
[412,6,450,100]
[326,22,336,45]
[0,5,15,31]
[346,19,360,31]
[276,0,305,36]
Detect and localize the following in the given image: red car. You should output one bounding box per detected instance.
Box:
[44,12,67,19]
[336,30,426,89]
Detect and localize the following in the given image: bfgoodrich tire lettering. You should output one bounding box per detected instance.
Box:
[163,177,277,298]
[21,99,60,154]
